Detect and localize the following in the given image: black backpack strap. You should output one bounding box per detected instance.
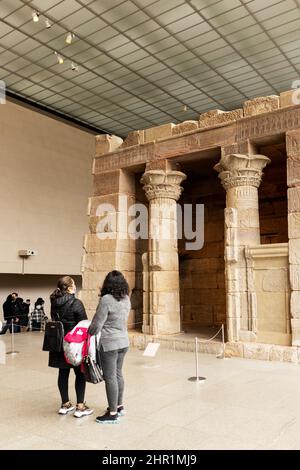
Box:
[54,297,76,322]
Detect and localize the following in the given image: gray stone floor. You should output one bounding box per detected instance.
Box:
[1,332,300,450]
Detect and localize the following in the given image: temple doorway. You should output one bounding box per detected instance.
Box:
[178,149,226,337]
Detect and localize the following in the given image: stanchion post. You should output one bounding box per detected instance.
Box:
[222,324,225,358]
[188,337,206,382]
[6,319,19,356]
[216,324,226,359]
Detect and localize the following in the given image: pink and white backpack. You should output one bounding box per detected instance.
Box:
[63,320,90,366]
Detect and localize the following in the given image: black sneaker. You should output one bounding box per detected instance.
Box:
[106,405,125,417]
[96,411,120,424]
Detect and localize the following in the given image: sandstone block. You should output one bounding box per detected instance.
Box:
[84,234,136,253]
[286,130,300,157]
[238,227,260,246]
[243,343,272,360]
[291,291,300,318]
[95,134,123,156]
[150,312,181,335]
[227,292,248,318]
[238,208,260,229]
[288,187,300,213]
[280,90,299,108]
[150,291,180,316]
[260,269,289,293]
[150,271,180,292]
[222,140,256,157]
[199,109,243,128]
[291,318,300,346]
[144,123,175,143]
[148,251,179,271]
[172,120,199,135]
[243,95,279,117]
[227,317,240,342]
[88,194,135,216]
[93,170,135,196]
[238,330,257,342]
[289,265,300,290]
[120,130,144,148]
[224,208,238,228]
[225,245,239,263]
[225,227,237,247]
[83,252,136,272]
[89,211,135,236]
[289,239,300,264]
[149,238,179,252]
[225,342,244,358]
[82,271,135,290]
[79,289,99,311]
[288,212,300,239]
[287,156,300,188]
[227,269,247,293]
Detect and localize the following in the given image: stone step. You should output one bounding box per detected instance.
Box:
[129,331,223,355]
[129,331,300,364]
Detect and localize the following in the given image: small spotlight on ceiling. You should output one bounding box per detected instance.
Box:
[32,11,40,22]
[65,32,75,44]
[182,105,188,112]
[45,19,51,29]
[54,51,64,64]
[71,62,79,72]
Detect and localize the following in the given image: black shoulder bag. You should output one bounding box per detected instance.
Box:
[82,335,103,384]
[42,298,74,352]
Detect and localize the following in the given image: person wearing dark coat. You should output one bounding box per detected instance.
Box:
[15,298,28,331]
[0,293,19,334]
[48,275,93,418]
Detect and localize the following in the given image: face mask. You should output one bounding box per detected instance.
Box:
[36,305,41,310]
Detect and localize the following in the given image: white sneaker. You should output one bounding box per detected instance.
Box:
[58,402,75,415]
[74,404,94,418]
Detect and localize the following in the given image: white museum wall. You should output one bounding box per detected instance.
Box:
[0,99,95,275]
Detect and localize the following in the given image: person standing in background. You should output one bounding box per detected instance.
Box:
[30,298,46,331]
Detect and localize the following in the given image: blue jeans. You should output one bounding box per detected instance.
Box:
[100,347,128,412]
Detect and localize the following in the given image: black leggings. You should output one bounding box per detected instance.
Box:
[58,367,86,404]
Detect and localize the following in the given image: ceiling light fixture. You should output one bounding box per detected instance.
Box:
[32,11,40,22]
[71,62,79,72]
[65,32,75,44]
[182,105,188,112]
[54,51,64,64]
[45,19,51,29]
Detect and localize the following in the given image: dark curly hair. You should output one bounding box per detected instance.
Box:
[101,270,129,301]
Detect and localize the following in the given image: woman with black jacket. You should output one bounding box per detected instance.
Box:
[49,276,93,418]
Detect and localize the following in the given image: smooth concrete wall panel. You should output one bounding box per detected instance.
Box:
[0,100,95,274]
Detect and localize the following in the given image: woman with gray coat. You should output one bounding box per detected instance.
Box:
[88,270,131,424]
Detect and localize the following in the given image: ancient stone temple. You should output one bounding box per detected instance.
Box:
[80,89,300,360]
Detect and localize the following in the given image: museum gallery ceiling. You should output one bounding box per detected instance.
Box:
[0,0,299,136]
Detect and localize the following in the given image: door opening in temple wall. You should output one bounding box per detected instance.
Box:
[131,172,149,332]
[258,141,288,244]
[178,150,226,337]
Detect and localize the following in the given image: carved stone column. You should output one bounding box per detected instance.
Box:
[141,168,186,335]
[214,153,270,341]
[286,130,300,345]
